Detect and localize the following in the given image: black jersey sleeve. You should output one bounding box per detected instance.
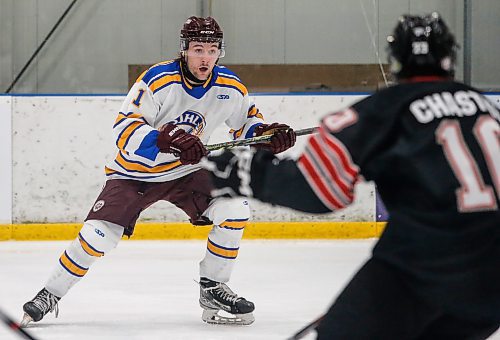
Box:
[252,152,331,213]
[327,93,400,180]
[207,149,331,213]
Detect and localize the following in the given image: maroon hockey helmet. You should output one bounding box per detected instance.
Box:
[180,16,224,51]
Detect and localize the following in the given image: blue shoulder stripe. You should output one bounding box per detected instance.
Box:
[141,60,180,85]
[215,65,241,81]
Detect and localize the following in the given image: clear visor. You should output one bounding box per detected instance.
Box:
[184,48,225,59]
[180,38,225,58]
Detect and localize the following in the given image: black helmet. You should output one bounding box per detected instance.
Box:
[180,16,224,51]
[387,12,458,79]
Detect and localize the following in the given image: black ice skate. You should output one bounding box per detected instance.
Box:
[21,288,60,327]
[199,277,255,325]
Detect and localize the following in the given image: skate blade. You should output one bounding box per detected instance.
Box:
[20,313,33,327]
[202,309,255,325]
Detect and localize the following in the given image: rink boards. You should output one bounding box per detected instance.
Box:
[0,94,498,240]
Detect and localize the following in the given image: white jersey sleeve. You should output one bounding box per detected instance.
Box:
[113,79,160,161]
[224,88,265,140]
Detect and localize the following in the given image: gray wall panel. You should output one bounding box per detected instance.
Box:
[472,0,500,90]
[161,0,200,61]
[1,0,499,93]
[285,0,375,63]
[0,0,14,89]
[36,0,165,93]
[213,0,286,64]
[10,0,38,93]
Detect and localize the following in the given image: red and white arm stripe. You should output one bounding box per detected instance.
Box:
[304,136,354,205]
[297,126,360,211]
[318,127,358,178]
[298,154,346,210]
[308,135,354,198]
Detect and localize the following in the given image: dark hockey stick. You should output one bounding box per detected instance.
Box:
[206,127,318,151]
[287,315,324,340]
[0,308,38,340]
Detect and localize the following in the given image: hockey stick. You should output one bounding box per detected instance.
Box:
[206,127,318,151]
[287,315,324,340]
[0,308,38,340]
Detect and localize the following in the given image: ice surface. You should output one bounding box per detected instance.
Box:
[0,240,498,340]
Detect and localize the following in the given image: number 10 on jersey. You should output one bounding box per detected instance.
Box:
[436,116,500,212]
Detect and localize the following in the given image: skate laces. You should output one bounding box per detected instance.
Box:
[32,289,60,318]
[207,283,239,304]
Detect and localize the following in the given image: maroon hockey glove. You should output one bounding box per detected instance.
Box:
[157,123,208,165]
[253,123,296,154]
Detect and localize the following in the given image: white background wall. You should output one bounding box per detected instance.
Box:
[7,94,373,223]
[0,96,12,223]
[3,93,499,224]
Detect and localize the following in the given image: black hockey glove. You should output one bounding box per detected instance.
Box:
[203,148,276,198]
[157,123,208,165]
[253,123,297,154]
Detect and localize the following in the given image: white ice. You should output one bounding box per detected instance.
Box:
[0,240,498,340]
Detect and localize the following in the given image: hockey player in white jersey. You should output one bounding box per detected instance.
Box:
[21,16,296,326]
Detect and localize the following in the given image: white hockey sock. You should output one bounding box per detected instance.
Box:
[44,220,123,297]
[199,197,250,283]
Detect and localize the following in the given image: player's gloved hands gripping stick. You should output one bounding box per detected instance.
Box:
[253,123,297,154]
[157,123,208,165]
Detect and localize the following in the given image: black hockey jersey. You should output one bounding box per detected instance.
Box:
[256,77,500,321]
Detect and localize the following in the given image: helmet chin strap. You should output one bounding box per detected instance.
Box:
[181,55,207,86]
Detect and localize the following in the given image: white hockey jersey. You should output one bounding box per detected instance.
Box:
[104,59,265,182]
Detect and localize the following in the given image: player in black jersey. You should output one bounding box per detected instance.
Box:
[205,13,500,339]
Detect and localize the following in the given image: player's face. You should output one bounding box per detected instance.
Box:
[185,41,221,81]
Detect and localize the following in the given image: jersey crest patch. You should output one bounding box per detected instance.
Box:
[169,110,206,137]
[93,200,105,212]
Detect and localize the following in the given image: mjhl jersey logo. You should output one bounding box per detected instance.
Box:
[93,200,105,212]
[217,94,230,100]
[169,110,206,136]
